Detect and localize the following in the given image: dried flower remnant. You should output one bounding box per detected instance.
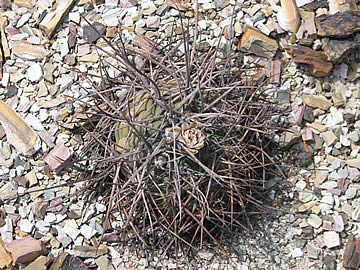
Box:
[165,122,205,154]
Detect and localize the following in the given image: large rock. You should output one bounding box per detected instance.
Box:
[5,236,48,265]
[301,94,332,110]
[285,45,333,76]
[315,10,360,38]
[238,25,278,59]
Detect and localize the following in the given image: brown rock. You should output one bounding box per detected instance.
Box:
[315,10,360,38]
[0,100,40,156]
[43,143,71,171]
[5,236,48,265]
[289,141,313,167]
[11,40,50,61]
[36,96,67,108]
[321,130,338,146]
[322,38,360,62]
[72,245,108,258]
[83,22,106,43]
[25,256,50,270]
[50,252,87,270]
[285,45,333,76]
[0,238,12,269]
[14,0,33,8]
[301,95,332,110]
[106,27,118,38]
[270,60,281,84]
[24,170,37,187]
[39,0,76,38]
[0,0,10,8]
[343,235,360,269]
[310,122,327,133]
[14,176,29,188]
[0,16,10,59]
[303,1,329,11]
[346,158,360,169]
[238,25,278,59]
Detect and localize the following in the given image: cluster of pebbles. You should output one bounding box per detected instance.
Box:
[0,0,360,268]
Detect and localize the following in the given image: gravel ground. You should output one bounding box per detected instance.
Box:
[1,0,360,269]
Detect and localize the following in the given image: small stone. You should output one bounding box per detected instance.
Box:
[323,231,340,248]
[72,245,108,258]
[43,143,71,171]
[346,158,360,169]
[14,0,33,8]
[307,214,322,228]
[24,170,37,187]
[95,256,114,270]
[63,220,80,240]
[83,22,105,43]
[79,54,99,63]
[352,206,360,221]
[291,248,303,258]
[80,224,97,240]
[298,191,313,202]
[321,130,338,146]
[146,16,160,28]
[20,219,34,233]
[16,13,32,28]
[301,94,332,110]
[333,214,344,232]
[27,63,43,82]
[25,255,50,270]
[307,243,319,259]
[345,187,357,199]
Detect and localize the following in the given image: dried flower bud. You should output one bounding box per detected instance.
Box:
[165,122,205,154]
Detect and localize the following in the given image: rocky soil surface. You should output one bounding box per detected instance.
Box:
[0,0,360,269]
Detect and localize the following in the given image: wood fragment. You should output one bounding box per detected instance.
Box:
[39,0,75,38]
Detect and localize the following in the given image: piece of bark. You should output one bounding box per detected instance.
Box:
[39,0,76,38]
[343,234,360,269]
[277,0,300,36]
[285,45,333,76]
[270,60,281,84]
[322,38,360,62]
[315,10,360,38]
[238,25,278,59]
[0,100,40,156]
